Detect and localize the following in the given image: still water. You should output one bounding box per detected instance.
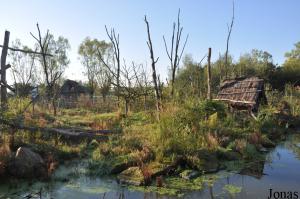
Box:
[1,134,300,199]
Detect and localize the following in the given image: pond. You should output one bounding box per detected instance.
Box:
[1,133,300,199]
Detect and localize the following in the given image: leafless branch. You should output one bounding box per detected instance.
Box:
[224,1,235,79]
[163,9,188,97]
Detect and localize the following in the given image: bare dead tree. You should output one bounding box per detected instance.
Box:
[163,9,189,97]
[224,1,235,79]
[97,26,121,107]
[144,15,162,116]
[30,23,70,115]
[99,57,147,116]
[30,24,51,88]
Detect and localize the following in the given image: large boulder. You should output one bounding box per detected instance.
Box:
[180,169,200,180]
[218,150,241,161]
[187,149,219,173]
[110,146,154,174]
[261,136,276,148]
[8,147,47,178]
[117,167,145,186]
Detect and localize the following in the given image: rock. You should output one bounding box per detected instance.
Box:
[219,136,231,148]
[88,139,99,149]
[218,150,241,161]
[187,150,219,173]
[218,163,227,170]
[117,167,145,186]
[295,143,300,148]
[226,151,241,160]
[146,162,168,177]
[180,170,200,180]
[261,137,275,148]
[110,147,154,174]
[198,150,219,173]
[8,147,46,178]
[259,147,268,153]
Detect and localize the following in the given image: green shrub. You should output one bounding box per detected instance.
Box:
[1,97,31,121]
[257,106,278,131]
[156,100,226,158]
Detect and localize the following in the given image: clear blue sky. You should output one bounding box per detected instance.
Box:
[1,0,300,83]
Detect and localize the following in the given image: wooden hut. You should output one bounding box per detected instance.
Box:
[60,79,91,107]
[214,76,267,113]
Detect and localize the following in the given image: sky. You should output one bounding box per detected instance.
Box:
[1,0,300,84]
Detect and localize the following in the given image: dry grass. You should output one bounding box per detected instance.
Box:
[0,144,11,161]
[235,139,247,154]
[206,133,219,149]
[0,143,11,176]
[248,132,262,147]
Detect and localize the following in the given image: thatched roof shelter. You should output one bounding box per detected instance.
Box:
[59,79,92,108]
[215,76,267,111]
[60,79,91,98]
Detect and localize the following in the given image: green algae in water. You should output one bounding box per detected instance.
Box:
[223,184,242,196]
[128,185,180,197]
[194,171,233,187]
[165,177,203,190]
[65,181,112,194]
[128,176,203,197]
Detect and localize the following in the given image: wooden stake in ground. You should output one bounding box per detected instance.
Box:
[207,47,212,100]
[1,31,10,109]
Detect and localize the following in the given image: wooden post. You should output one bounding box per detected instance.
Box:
[1,31,10,109]
[207,47,212,100]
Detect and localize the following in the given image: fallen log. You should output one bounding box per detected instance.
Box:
[0,118,121,142]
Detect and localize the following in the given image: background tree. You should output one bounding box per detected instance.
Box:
[78,37,112,99]
[234,49,274,81]
[31,24,70,115]
[135,64,153,110]
[174,55,206,100]
[8,39,37,97]
[99,58,147,116]
[270,42,300,89]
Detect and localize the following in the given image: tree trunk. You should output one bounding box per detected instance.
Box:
[144,16,161,118]
[102,94,106,103]
[207,48,212,100]
[52,98,57,116]
[1,31,10,109]
[125,99,129,116]
[144,95,147,111]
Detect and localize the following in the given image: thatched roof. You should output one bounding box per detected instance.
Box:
[215,76,265,108]
[60,79,91,96]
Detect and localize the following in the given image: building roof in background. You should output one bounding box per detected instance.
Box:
[60,79,91,95]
